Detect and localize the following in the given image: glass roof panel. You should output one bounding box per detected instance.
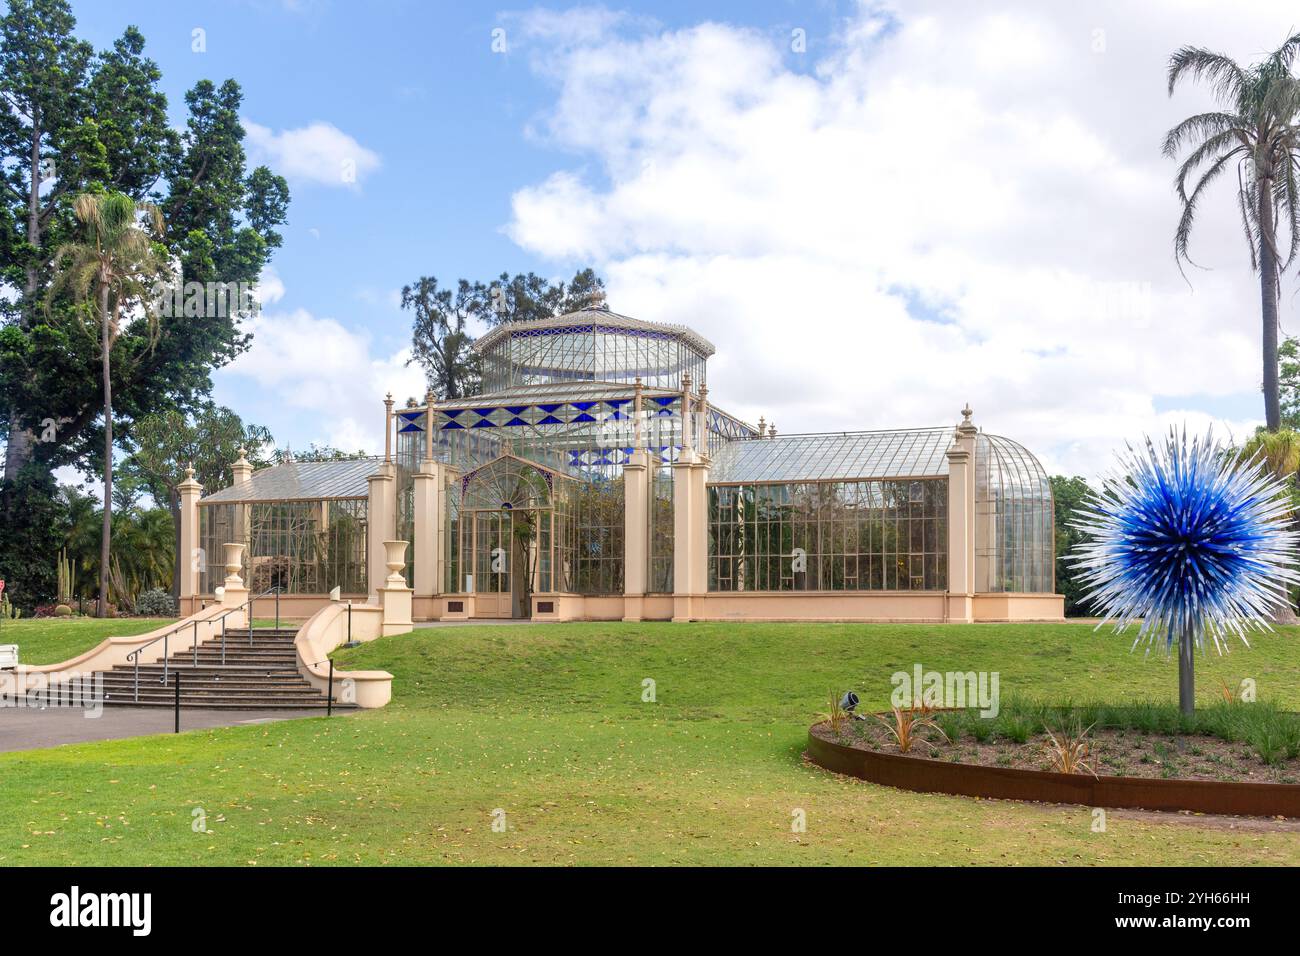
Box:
[708,429,953,483]
[199,458,380,504]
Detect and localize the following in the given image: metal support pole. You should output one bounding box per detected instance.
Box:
[221,616,227,666]
[347,602,352,644]
[249,601,254,644]
[327,659,334,717]
[193,620,199,667]
[275,587,280,631]
[133,654,139,702]
[1178,625,1195,717]
[174,670,181,733]
[162,633,169,687]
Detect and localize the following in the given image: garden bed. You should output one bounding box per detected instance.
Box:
[808,702,1300,818]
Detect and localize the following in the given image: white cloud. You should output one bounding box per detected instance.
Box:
[244,119,381,188]
[506,1,1299,478]
[252,264,285,307]
[222,307,424,454]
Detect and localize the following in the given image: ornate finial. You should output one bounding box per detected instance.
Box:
[757,416,766,437]
[961,404,973,424]
[236,446,248,460]
[184,462,195,480]
[699,383,708,399]
[682,371,692,390]
[768,422,777,438]
[384,392,394,407]
[425,387,435,405]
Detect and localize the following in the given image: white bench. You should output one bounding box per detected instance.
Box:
[0,644,17,669]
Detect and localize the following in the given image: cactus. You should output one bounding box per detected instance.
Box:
[56,548,76,606]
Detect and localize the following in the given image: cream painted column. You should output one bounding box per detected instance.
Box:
[945,405,978,623]
[412,460,443,605]
[231,446,253,559]
[623,451,650,621]
[367,462,396,601]
[178,466,203,612]
[671,451,710,622]
[622,378,650,621]
[367,395,398,601]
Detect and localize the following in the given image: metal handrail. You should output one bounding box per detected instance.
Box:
[126,586,283,702]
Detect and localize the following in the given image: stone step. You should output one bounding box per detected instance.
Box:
[101,699,354,711]
[100,678,316,692]
[113,666,303,678]
[103,687,326,703]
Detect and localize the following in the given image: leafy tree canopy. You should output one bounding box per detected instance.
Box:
[406,268,606,399]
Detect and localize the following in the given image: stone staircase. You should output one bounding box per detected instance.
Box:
[100,627,354,711]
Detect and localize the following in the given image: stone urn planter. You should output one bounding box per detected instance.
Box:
[383,540,409,587]
[223,542,246,588]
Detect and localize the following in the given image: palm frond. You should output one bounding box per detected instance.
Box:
[1163,111,1243,160]
[1238,159,1261,272]
[1168,46,1247,103]
[1171,130,1245,202]
[1172,149,1238,271]
[1272,32,1300,72]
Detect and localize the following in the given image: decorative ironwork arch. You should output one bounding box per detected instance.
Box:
[459,454,562,511]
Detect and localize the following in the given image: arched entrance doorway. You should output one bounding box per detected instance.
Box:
[453,455,570,619]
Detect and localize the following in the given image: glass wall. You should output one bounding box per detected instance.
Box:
[442,456,626,596]
[568,477,624,594]
[198,499,368,595]
[708,479,948,592]
[974,435,1054,593]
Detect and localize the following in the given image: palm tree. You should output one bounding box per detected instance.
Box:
[49,192,164,617]
[1236,428,1300,622]
[1165,36,1300,431]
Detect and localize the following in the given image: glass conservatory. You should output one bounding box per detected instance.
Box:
[185,307,1063,622]
[197,458,372,597]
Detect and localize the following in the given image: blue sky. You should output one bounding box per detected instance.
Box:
[66,0,860,456]
[65,1,1300,476]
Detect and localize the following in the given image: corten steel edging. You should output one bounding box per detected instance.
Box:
[807,724,1300,818]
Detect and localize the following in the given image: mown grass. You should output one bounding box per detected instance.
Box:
[0,620,1298,866]
[0,617,289,667]
[0,618,176,666]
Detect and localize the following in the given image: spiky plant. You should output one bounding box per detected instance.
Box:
[1072,429,1300,715]
[871,705,950,754]
[1164,35,1300,431]
[1042,721,1098,777]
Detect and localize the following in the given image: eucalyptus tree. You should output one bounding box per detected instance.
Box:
[402,276,481,400]
[48,191,166,616]
[1165,35,1300,430]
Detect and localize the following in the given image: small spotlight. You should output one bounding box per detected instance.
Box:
[839,691,859,713]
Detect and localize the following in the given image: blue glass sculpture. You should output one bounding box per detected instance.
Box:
[1072,429,1299,713]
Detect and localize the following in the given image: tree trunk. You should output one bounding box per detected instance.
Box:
[1260,184,1282,431]
[1178,627,1195,717]
[97,285,113,619]
[2,411,34,485]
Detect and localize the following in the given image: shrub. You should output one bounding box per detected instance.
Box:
[134,588,176,618]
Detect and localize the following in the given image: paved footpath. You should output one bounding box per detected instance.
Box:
[0,705,343,753]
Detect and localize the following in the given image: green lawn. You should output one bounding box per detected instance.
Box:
[0,617,177,666]
[2,620,1299,866]
[0,617,292,667]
